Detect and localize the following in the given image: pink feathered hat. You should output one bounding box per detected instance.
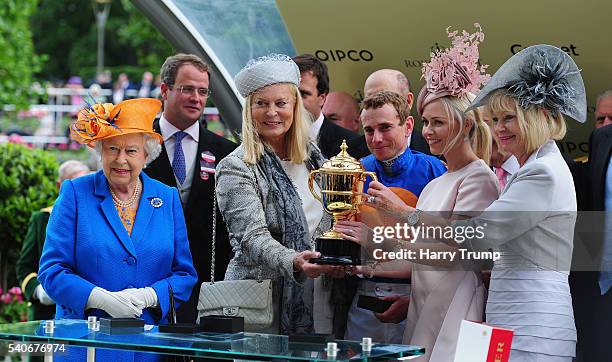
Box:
[416,23,490,116]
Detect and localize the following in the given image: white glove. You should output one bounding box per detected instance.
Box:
[34,285,55,306]
[122,287,159,309]
[86,287,144,318]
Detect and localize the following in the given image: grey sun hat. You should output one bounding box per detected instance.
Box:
[468,44,587,122]
[234,53,301,98]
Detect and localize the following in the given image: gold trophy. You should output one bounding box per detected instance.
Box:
[308,140,377,265]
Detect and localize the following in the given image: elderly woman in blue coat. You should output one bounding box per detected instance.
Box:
[38,98,197,328]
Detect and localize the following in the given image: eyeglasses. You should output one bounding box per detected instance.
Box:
[596,114,612,122]
[172,85,211,97]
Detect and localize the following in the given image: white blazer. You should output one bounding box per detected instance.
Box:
[459,140,577,358]
[463,140,576,271]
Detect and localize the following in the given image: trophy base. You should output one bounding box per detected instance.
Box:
[311,237,361,265]
[311,255,354,265]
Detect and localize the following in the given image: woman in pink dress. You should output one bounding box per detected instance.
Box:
[403,25,498,362]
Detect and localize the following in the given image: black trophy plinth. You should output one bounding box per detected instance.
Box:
[312,235,361,265]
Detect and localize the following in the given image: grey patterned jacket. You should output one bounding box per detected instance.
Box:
[215,144,331,283]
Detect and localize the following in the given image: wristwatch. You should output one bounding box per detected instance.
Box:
[406,209,422,226]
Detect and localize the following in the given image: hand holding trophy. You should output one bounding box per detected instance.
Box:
[308,140,377,265]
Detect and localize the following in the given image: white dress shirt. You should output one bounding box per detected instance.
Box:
[279,160,323,239]
[159,115,199,204]
[309,112,324,143]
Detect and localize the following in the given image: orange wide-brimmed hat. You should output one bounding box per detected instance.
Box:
[70,98,163,147]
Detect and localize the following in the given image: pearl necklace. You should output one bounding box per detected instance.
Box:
[109,180,141,208]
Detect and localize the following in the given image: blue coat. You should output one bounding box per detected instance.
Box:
[38,170,197,325]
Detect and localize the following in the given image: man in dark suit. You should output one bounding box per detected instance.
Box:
[363,69,430,155]
[577,124,612,361]
[594,90,612,129]
[323,91,361,133]
[293,54,368,159]
[144,53,237,323]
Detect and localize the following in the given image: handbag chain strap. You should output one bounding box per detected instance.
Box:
[211,191,217,284]
[210,162,263,284]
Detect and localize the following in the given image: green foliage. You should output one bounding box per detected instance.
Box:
[118,0,175,71]
[0,0,44,109]
[30,0,95,81]
[0,144,58,253]
[45,145,94,167]
[31,0,174,83]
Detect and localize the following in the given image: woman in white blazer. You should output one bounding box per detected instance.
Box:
[365,44,586,362]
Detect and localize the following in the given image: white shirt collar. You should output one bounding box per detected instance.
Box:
[309,112,324,142]
[523,139,557,166]
[501,155,520,175]
[159,115,199,142]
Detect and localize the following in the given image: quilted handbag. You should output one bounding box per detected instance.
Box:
[197,279,273,330]
[197,164,273,330]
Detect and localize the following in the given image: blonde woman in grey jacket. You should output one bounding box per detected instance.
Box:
[215,54,339,335]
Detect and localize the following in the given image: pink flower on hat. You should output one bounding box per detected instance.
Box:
[423,23,490,97]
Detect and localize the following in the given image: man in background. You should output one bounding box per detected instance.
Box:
[595,90,612,129]
[343,91,445,343]
[16,160,90,320]
[293,54,368,159]
[145,53,237,323]
[138,71,155,98]
[363,69,431,155]
[323,91,361,133]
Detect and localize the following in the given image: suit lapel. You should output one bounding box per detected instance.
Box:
[592,130,612,205]
[186,125,215,212]
[145,120,177,187]
[599,132,612,200]
[130,173,155,247]
[94,172,137,257]
[317,118,332,156]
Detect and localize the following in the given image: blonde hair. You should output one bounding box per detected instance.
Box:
[241,84,310,164]
[486,90,566,156]
[436,93,492,164]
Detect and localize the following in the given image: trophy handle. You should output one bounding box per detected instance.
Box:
[363,171,378,183]
[354,171,378,209]
[308,170,322,203]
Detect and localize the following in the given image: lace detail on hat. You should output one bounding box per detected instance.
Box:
[423,23,490,97]
[234,53,301,97]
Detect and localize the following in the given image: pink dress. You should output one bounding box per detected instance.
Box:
[404,159,499,362]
